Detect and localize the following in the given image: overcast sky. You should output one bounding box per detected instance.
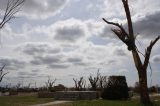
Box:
[0,0,160,87]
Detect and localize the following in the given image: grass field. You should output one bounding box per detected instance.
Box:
[50,96,160,106]
[0,95,53,106]
[0,95,160,106]
[50,100,160,106]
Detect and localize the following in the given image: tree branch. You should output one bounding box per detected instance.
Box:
[0,0,25,29]
[143,36,160,70]
[122,0,134,41]
[0,65,9,82]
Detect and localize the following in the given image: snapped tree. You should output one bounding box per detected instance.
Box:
[102,0,159,104]
[73,77,86,91]
[45,76,56,91]
[88,70,100,91]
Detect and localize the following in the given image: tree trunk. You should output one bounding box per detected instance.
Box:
[138,69,151,104]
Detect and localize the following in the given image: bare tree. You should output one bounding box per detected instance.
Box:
[102,0,160,104]
[73,77,86,91]
[15,82,22,90]
[0,0,25,83]
[0,65,8,83]
[88,70,100,91]
[99,75,107,90]
[45,76,56,91]
[0,0,25,29]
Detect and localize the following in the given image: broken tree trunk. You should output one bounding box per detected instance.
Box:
[102,0,160,104]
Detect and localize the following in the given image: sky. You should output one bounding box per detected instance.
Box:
[0,0,160,87]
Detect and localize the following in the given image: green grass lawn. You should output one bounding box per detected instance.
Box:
[0,94,160,106]
[50,96,160,106]
[51,100,160,106]
[0,95,53,106]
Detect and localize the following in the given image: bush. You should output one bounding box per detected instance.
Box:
[101,76,129,100]
[38,91,54,98]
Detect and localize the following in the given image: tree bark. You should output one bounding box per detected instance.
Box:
[138,69,150,104]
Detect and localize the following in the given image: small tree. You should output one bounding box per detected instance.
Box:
[98,75,107,90]
[88,70,100,91]
[73,77,86,91]
[102,0,159,104]
[45,76,56,92]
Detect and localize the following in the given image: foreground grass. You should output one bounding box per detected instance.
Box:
[0,94,160,106]
[0,95,53,106]
[50,96,160,106]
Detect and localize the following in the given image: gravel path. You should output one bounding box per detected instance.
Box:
[30,101,72,106]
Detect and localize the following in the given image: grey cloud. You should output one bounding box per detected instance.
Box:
[18,72,29,75]
[30,55,62,65]
[18,71,38,77]
[100,60,117,66]
[38,55,61,64]
[30,60,42,65]
[49,63,69,69]
[67,57,82,63]
[108,60,117,64]
[152,55,160,63]
[74,62,88,66]
[19,43,61,56]
[68,74,76,77]
[133,11,160,38]
[32,69,40,73]
[20,0,68,19]
[0,57,26,70]
[98,26,114,38]
[114,48,127,56]
[67,57,88,66]
[54,25,86,42]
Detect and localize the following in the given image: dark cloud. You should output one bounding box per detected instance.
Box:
[74,62,88,66]
[18,71,38,78]
[108,60,117,64]
[54,25,86,42]
[67,57,88,66]
[30,60,42,65]
[0,57,26,70]
[32,69,40,73]
[30,55,62,65]
[18,43,61,56]
[67,57,82,63]
[152,55,160,63]
[18,72,29,75]
[133,11,160,38]
[114,48,127,56]
[99,25,115,38]
[49,63,69,69]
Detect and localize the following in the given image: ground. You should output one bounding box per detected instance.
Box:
[0,94,53,106]
[0,94,160,106]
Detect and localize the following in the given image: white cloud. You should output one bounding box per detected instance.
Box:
[0,0,69,20]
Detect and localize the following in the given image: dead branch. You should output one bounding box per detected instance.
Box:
[45,76,56,91]
[0,65,9,82]
[143,36,160,70]
[102,18,136,51]
[0,0,25,29]
[73,77,86,91]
